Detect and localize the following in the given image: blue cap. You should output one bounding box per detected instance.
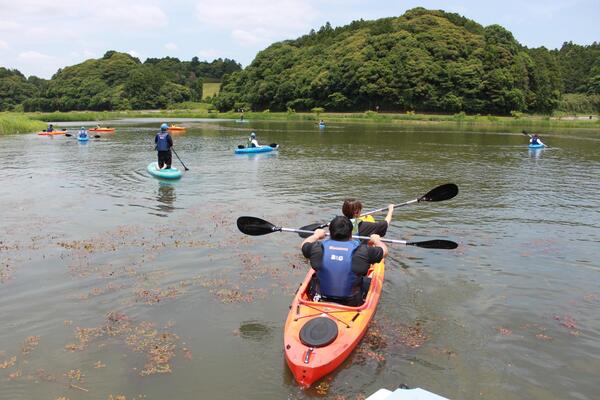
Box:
[161,123,168,130]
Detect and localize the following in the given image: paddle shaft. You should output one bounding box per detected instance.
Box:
[283,227,412,245]
[172,148,189,171]
[361,199,418,216]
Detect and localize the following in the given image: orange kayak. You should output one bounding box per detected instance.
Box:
[37,130,67,136]
[89,128,115,132]
[167,126,186,132]
[284,259,385,388]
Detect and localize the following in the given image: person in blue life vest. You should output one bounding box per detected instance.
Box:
[78,126,88,139]
[46,123,54,132]
[248,132,259,148]
[530,133,544,146]
[301,216,388,306]
[155,123,174,169]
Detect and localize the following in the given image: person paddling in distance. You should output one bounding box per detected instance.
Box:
[342,199,395,238]
[301,216,388,306]
[46,123,54,132]
[155,123,174,169]
[248,132,259,148]
[530,133,544,146]
[78,126,88,139]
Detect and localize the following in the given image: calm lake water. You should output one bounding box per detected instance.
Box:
[1,119,599,399]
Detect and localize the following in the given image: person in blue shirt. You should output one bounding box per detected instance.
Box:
[530,133,544,146]
[155,123,174,169]
[78,126,88,139]
[47,124,54,132]
[300,216,387,306]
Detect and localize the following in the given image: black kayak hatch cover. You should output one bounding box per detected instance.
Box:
[299,317,338,348]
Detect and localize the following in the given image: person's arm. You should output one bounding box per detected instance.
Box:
[168,135,173,148]
[369,234,388,258]
[384,204,394,225]
[301,229,326,250]
[155,135,158,144]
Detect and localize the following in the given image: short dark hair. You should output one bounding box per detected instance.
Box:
[329,216,352,240]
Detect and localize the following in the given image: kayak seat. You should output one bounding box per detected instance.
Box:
[299,317,338,348]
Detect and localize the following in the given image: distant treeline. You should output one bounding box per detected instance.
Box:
[214,8,600,115]
[0,52,241,111]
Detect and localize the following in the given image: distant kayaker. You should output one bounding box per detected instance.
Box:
[78,126,87,138]
[240,109,245,121]
[530,133,544,146]
[155,123,174,169]
[301,216,388,306]
[342,199,394,238]
[248,132,259,148]
[47,124,54,132]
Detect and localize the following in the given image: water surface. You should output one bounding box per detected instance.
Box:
[1,119,599,399]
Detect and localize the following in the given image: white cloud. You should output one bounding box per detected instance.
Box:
[196,0,316,35]
[18,50,55,62]
[0,20,20,31]
[164,42,178,51]
[231,28,271,46]
[0,40,8,50]
[96,4,169,28]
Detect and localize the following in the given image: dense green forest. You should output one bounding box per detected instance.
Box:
[0,52,240,112]
[1,8,599,114]
[214,8,600,114]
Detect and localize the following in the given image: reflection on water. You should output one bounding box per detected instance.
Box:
[157,182,176,213]
[1,121,599,400]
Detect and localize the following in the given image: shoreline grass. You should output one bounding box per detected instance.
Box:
[0,113,47,135]
[16,108,600,131]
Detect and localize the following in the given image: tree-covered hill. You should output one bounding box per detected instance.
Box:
[0,52,241,112]
[214,7,599,114]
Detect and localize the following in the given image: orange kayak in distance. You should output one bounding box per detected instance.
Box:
[89,128,115,132]
[283,259,385,388]
[167,126,186,132]
[37,130,67,136]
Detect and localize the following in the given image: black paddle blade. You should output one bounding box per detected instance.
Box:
[237,216,279,236]
[269,143,278,148]
[238,145,245,149]
[418,183,458,202]
[65,133,72,137]
[297,222,327,238]
[94,135,100,138]
[408,240,458,249]
[522,130,529,135]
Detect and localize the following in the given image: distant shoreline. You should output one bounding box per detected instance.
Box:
[2,110,599,135]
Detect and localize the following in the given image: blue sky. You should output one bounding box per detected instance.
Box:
[1,0,598,78]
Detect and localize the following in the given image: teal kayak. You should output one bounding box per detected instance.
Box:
[234,145,278,154]
[528,143,545,149]
[77,134,89,142]
[147,162,182,179]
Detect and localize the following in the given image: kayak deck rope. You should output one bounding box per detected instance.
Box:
[294,303,353,328]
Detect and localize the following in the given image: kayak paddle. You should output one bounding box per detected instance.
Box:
[299,183,459,237]
[172,148,189,171]
[238,216,458,250]
[522,130,550,147]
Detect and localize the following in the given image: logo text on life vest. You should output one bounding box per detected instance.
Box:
[330,255,344,261]
[328,246,349,251]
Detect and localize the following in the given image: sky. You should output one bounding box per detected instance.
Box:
[1,0,598,79]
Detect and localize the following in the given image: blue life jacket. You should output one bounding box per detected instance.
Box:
[531,137,539,144]
[156,132,170,151]
[318,239,360,298]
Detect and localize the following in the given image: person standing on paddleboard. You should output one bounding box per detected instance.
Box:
[342,200,394,238]
[155,123,174,169]
[301,216,387,306]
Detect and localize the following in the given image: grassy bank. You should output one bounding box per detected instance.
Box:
[0,113,47,135]
[21,109,600,130]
